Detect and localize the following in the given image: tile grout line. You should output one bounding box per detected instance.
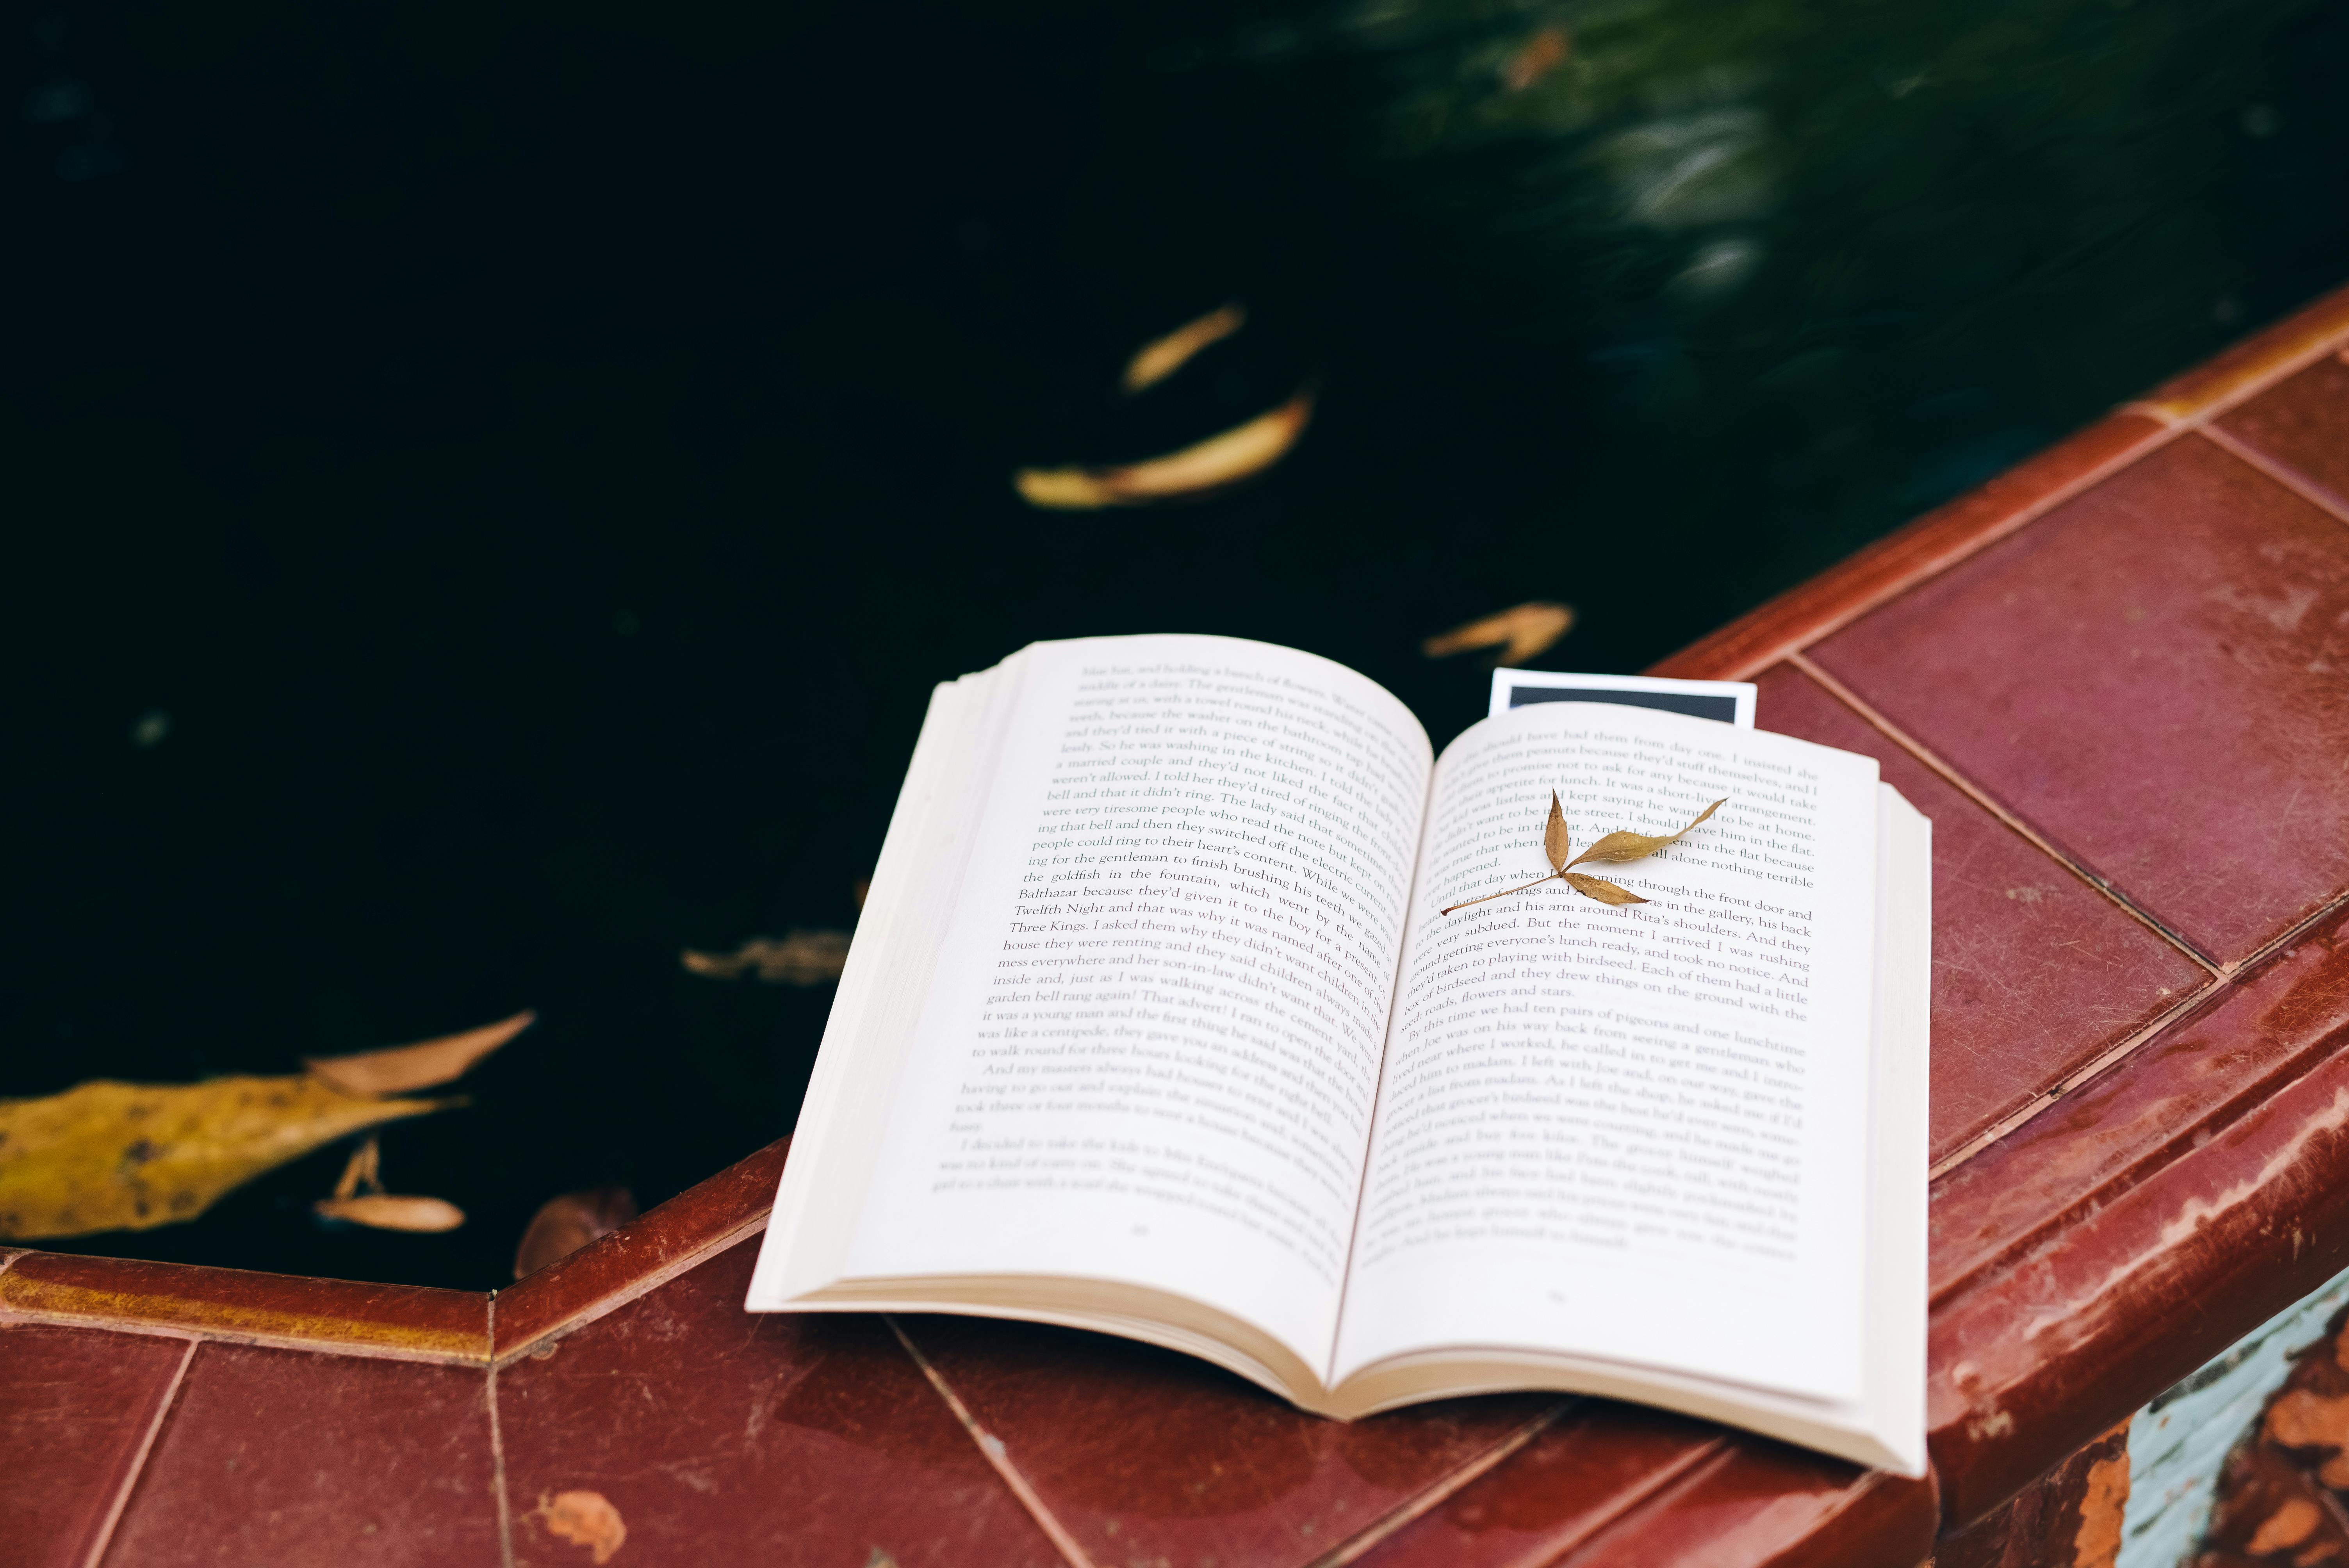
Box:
[486,1294,516,1568]
[1786,651,2222,976]
[1500,1442,1736,1568]
[2195,424,2349,530]
[1721,309,2349,686]
[1924,980,2227,1185]
[1304,1403,1570,1568]
[78,1335,197,1568]
[886,1316,1100,1568]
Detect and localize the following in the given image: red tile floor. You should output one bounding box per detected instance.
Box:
[9,286,2349,1568]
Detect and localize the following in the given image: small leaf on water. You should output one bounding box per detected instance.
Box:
[332,1136,383,1202]
[1499,25,1571,91]
[681,929,852,985]
[1562,872,1647,905]
[1566,799,1727,868]
[304,1010,534,1098]
[514,1185,639,1279]
[313,1194,466,1232]
[0,1077,446,1240]
[1543,790,1572,874]
[1014,392,1314,510]
[1121,303,1246,393]
[1421,602,1575,665]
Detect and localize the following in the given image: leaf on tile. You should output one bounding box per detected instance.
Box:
[0,1078,445,1240]
[1121,303,1246,393]
[1420,602,1575,665]
[681,929,852,985]
[1562,871,1648,905]
[1015,392,1314,510]
[1542,789,1572,874]
[304,1010,534,1097]
[1566,798,1727,868]
[534,1491,628,1565]
[514,1185,639,1279]
[312,1193,465,1232]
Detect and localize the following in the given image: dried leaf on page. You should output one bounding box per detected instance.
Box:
[1542,790,1572,874]
[1015,392,1314,510]
[1566,799,1727,868]
[0,1078,446,1240]
[1421,602,1574,665]
[1121,303,1246,393]
[304,1010,534,1097]
[1562,872,1648,905]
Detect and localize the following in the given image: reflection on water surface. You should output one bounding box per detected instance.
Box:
[9,0,2347,1285]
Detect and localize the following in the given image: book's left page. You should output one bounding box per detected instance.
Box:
[747,634,1434,1388]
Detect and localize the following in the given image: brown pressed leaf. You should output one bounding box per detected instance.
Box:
[304,1010,534,1097]
[1121,303,1246,393]
[514,1185,639,1279]
[1542,790,1572,874]
[1566,798,1727,868]
[681,929,852,985]
[1420,602,1575,665]
[1562,872,1647,905]
[1499,26,1571,92]
[312,1193,466,1232]
[1014,392,1314,510]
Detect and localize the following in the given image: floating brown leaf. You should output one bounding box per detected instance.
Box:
[0,1078,445,1240]
[1014,392,1314,510]
[1421,602,1575,666]
[332,1136,382,1201]
[1500,26,1572,91]
[1542,789,1572,874]
[1562,872,1647,905]
[1121,303,1246,393]
[681,929,852,985]
[1566,799,1727,868]
[304,1010,534,1097]
[312,1193,465,1232]
[514,1185,639,1279]
[1441,794,1728,914]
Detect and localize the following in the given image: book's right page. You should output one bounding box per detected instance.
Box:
[1333,703,1885,1408]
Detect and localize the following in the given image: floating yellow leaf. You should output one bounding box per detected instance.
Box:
[313,1194,465,1232]
[1542,789,1572,874]
[1567,799,1727,868]
[1562,872,1647,905]
[1015,392,1314,510]
[1421,602,1575,666]
[304,1010,534,1097]
[1500,26,1571,92]
[0,1078,444,1240]
[682,929,852,985]
[1121,303,1246,393]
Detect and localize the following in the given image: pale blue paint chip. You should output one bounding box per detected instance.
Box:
[2116,1263,2349,1568]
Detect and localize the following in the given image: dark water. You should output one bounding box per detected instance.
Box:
[9,0,2349,1288]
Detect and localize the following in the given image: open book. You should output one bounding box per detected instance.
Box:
[747,634,1930,1474]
